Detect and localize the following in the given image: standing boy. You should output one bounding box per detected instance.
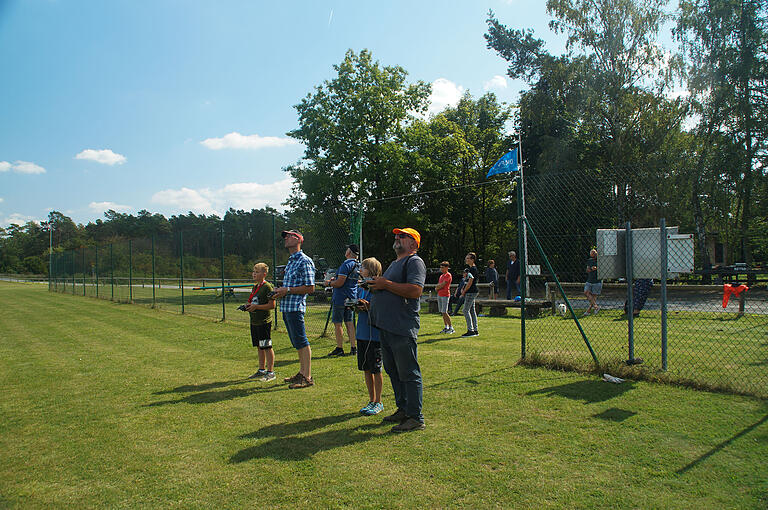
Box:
[245,263,276,381]
[355,257,384,415]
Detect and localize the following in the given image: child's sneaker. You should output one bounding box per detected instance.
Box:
[249,369,267,379]
[446,327,455,334]
[367,402,384,415]
[359,402,374,414]
[261,371,276,382]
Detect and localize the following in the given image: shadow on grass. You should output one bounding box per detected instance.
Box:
[527,379,635,404]
[426,365,574,389]
[153,378,249,395]
[145,385,288,407]
[231,413,386,462]
[677,413,768,475]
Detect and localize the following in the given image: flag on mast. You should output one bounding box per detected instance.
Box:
[486,149,519,178]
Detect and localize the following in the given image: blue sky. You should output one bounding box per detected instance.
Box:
[0,0,575,227]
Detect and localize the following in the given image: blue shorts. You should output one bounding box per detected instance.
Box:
[331,304,354,324]
[282,311,310,349]
[584,282,603,295]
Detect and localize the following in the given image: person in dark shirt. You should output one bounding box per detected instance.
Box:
[484,260,499,299]
[460,252,480,337]
[584,249,602,315]
[506,251,521,300]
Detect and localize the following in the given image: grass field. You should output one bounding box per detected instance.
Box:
[2,281,767,508]
[51,278,768,397]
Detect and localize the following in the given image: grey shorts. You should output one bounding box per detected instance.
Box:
[331,304,354,324]
[437,296,450,313]
[584,282,603,295]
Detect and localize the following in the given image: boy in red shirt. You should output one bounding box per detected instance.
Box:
[436,261,454,334]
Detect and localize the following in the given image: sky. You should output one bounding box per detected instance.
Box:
[0,0,585,227]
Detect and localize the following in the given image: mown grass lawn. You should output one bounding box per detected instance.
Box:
[1,281,767,508]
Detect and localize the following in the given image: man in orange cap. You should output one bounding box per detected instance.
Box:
[368,227,427,432]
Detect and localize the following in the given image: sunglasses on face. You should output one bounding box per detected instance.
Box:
[394,233,412,239]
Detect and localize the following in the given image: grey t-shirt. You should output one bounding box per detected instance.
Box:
[369,254,426,338]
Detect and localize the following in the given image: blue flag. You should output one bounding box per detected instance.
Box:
[486,149,519,178]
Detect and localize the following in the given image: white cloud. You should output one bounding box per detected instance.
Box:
[0,160,46,174]
[1,212,39,227]
[484,75,508,91]
[89,201,132,214]
[0,198,4,203]
[151,177,293,216]
[200,132,300,150]
[76,149,127,165]
[427,78,465,117]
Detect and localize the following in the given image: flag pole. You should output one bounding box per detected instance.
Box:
[517,132,529,298]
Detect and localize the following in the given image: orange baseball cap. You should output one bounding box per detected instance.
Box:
[392,227,420,247]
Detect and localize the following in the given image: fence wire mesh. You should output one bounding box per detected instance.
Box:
[46,169,768,397]
[523,169,768,397]
[50,210,356,341]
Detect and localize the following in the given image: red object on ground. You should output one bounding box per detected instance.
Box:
[722,284,749,308]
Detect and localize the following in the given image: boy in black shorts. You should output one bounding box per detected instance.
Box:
[355,257,384,415]
[245,263,276,381]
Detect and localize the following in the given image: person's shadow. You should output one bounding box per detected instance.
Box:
[230,413,387,462]
[527,378,635,404]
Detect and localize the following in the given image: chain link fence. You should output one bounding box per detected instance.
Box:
[50,211,357,340]
[521,168,768,397]
[45,169,767,397]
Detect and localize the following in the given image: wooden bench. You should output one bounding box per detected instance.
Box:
[424,297,552,318]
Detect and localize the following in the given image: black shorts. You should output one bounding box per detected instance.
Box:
[250,323,272,350]
[356,339,382,374]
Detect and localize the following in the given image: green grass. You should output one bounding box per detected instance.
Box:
[2,281,767,508]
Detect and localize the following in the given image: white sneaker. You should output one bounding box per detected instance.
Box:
[440,327,448,333]
[446,327,455,334]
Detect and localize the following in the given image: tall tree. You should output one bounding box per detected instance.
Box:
[677,0,768,264]
[285,49,431,211]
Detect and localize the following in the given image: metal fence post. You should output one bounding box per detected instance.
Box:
[660,218,668,371]
[180,231,185,314]
[151,235,156,308]
[625,221,635,363]
[272,213,278,329]
[129,239,133,302]
[516,175,526,359]
[82,249,86,296]
[220,223,226,321]
[72,250,75,295]
[95,245,99,299]
[110,243,114,301]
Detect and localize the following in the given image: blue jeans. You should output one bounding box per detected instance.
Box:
[282,311,310,349]
[506,280,520,300]
[379,329,423,422]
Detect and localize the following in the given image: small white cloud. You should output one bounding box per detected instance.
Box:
[151,177,293,215]
[200,132,300,150]
[75,149,127,165]
[89,201,132,214]
[1,212,39,227]
[151,187,218,216]
[0,160,46,174]
[427,78,465,117]
[484,75,508,91]
[0,197,4,203]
